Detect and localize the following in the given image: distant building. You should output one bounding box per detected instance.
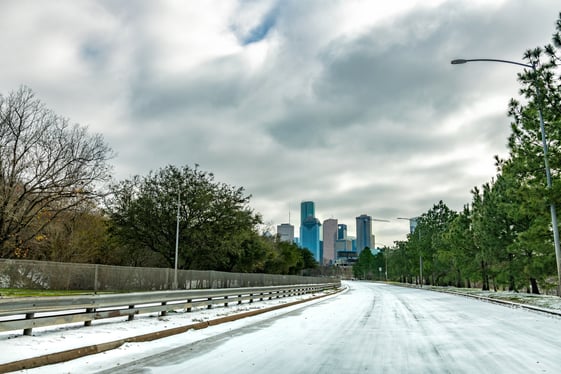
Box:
[300,201,315,225]
[299,201,322,262]
[409,217,418,234]
[336,224,351,256]
[322,219,338,265]
[277,223,294,243]
[301,216,322,262]
[356,214,372,255]
[335,250,358,266]
[337,224,347,240]
[335,238,353,252]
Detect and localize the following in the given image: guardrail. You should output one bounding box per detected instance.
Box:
[0,283,340,336]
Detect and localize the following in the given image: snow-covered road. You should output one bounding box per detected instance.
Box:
[19,281,561,373]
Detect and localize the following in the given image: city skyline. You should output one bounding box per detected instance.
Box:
[278,203,390,246]
[276,201,382,264]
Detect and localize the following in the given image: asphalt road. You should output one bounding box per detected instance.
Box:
[51,281,561,373]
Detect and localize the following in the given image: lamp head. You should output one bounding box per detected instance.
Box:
[451,59,467,64]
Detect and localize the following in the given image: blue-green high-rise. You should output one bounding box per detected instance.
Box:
[300,201,321,262]
[300,201,315,225]
[301,216,321,262]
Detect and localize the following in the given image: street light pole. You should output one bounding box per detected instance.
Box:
[451,58,561,295]
[173,192,180,290]
[376,242,390,281]
[384,247,388,281]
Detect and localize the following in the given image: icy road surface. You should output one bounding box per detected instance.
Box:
[26,281,561,373]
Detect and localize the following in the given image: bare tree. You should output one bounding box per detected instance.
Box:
[0,86,113,257]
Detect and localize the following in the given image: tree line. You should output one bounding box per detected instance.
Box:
[0,88,317,275]
[380,15,561,295]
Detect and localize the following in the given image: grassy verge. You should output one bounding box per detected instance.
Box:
[0,289,99,297]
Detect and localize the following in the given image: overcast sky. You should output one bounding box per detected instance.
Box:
[1,0,559,246]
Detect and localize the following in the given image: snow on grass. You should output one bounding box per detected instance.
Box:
[424,285,561,311]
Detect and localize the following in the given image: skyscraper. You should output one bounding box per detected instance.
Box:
[322,219,338,265]
[300,201,321,262]
[356,214,372,255]
[337,224,347,240]
[277,223,295,243]
[300,201,315,225]
[301,216,321,262]
[335,224,352,258]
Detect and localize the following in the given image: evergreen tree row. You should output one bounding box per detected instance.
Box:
[383,14,561,294]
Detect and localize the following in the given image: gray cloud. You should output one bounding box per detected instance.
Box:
[0,0,558,246]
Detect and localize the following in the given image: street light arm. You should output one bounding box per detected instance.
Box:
[451,58,534,70]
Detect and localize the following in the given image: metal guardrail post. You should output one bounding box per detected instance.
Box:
[23,313,34,336]
[128,305,135,321]
[84,308,95,326]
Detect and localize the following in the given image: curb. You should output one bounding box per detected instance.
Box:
[0,288,344,373]
[389,281,561,317]
[437,289,561,317]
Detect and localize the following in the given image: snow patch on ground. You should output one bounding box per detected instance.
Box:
[428,286,561,311]
[0,291,332,366]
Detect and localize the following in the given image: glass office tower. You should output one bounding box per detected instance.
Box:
[300,201,315,225]
[356,214,372,255]
[301,216,322,262]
